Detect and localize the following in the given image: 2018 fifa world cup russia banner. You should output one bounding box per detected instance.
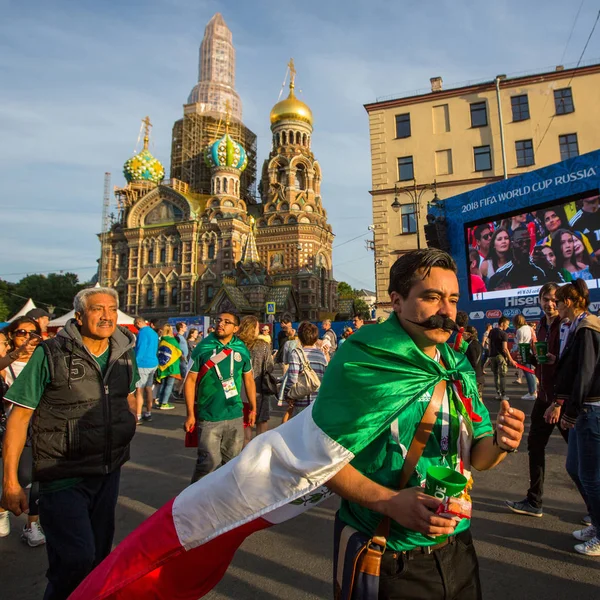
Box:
[435,150,600,325]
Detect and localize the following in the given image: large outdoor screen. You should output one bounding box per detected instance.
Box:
[466,188,600,300]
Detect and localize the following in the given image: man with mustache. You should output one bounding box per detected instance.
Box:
[1,288,139,600]
[328,249,525,599]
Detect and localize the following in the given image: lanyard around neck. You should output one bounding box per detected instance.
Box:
[212,347,234,381]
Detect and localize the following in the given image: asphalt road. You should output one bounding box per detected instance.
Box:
[2,378,599,599]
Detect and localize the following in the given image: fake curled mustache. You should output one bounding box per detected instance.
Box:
[406,315,458,332]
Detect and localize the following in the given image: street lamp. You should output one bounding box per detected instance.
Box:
[390,179,439,250]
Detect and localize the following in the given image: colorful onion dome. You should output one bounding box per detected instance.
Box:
[123,148,165,184]
[204,133,247,172]
[123,117,164,184]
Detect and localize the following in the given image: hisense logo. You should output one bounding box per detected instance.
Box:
[505,296,540,307]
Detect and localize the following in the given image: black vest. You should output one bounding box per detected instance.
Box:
[31,333,136,482]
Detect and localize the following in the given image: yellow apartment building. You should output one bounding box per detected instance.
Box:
[365,60,600,311]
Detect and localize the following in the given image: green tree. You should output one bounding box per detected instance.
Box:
[12,273,85,317]
[337,281,356,298]
[0,295,9,322]
[352,298,371,320]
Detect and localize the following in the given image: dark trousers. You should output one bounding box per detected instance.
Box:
[526,396,569,508]
[39,469,121,600]
[190,417,244,484]
[378,529,482,600]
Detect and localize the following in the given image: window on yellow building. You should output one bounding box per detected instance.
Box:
[554,88,574,115]
[470,102,488,127]
[401,204,417,234]
[511,95,530,121]
[474,145,492,171]
[515,139,535,167]
[395,113,411,138]
[559,134,579,160]
[397,156,414,181]
[435,149,453,175]
[433,104,450,133]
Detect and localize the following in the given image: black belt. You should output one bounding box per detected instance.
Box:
[388,533,458,559]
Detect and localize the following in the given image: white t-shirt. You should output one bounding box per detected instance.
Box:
[4,360,28,386]
[514,325,533,348]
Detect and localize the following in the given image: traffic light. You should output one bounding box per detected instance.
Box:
[424,214,450,251]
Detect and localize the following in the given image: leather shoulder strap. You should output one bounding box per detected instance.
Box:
[375,378,448,539]
[397,379,447,490]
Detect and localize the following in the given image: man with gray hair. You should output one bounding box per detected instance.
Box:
[321,319,337,355]
[1,287,139,600]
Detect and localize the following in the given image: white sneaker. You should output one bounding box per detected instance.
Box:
[0,510,10,537]
[574,536,600,556]
[521,393,536,400]
[21,521,46,547]
[501,395,510,401]
[573,524,597,541]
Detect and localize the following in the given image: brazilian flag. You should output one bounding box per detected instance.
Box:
[156,335,182,380]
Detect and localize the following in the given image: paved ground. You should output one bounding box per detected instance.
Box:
[2,377,599,599]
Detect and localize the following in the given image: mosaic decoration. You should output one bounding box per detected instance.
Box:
[205,133,247,172]
[123,149,165,184]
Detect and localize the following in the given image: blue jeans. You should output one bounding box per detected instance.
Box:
[524,364,537,395]
[158,376,176,406]
[39,469,121,600]
[565,405,600,529]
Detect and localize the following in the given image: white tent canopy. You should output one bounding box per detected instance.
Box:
[8,298,36,322]
[48,309,135,328]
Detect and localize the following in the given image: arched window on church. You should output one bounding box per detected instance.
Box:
[172,246,179,263]
[146,288,154,307]
[158,287,166,307]
[159,248,166,263]
[282,131,287,145]
[216,178,221,194]
[277,165,286,186]
[223,179,228,193]
[296,131,301,145]
[206,285,214,301]
[208,242,215,259]
[295,164,306,190]
[302,133,307,146]
[147,248,154,265]
[171,287,178,306]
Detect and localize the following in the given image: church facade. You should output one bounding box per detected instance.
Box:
[98,14,336,321]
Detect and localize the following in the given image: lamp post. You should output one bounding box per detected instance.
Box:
[391,179,439,250]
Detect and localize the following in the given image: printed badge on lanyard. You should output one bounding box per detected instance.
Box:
[439,388,450,465]
[213,349,238,399]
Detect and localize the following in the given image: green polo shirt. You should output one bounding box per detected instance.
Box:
[190,334,252,422]
[5,345,139,493]
[338,383,493,552]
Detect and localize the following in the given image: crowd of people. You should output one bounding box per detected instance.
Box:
[0,248,599,599]
[469,194,600,293]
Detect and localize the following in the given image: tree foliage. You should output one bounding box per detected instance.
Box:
[336,281,373,320]
[337,281,356,299]
[0,273,86,319]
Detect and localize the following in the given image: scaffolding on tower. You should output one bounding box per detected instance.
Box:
[99,172,111,287]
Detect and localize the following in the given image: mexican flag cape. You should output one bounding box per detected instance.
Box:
[71,314,483,600]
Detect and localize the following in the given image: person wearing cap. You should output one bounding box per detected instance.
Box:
[27,308,53,338]
[257,325,272,348]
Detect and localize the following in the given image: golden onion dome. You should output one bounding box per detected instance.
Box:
[270,90,313,126]
[270,60,312,126]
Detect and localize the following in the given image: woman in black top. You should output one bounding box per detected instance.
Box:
[554,279,600,555]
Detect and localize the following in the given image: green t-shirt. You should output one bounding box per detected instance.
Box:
[338,384,493,552]
[190,334,252,422]
[4,344,139,493]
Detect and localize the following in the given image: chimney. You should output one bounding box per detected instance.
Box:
[430,76,443,92]
[556,65,564,71]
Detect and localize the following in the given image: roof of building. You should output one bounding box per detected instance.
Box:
[365,58,600,111]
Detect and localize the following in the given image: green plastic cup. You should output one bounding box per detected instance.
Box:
[425,466,468,500]
[535,341,548,364]
[518,343,531,364]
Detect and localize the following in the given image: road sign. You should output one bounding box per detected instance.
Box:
[266,302,276,315]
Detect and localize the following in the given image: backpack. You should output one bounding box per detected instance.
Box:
[287,347,322,400]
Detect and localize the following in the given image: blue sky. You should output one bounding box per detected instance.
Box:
[1,0,599,291]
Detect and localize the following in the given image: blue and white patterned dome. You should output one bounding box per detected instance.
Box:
[204,133,247,172]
